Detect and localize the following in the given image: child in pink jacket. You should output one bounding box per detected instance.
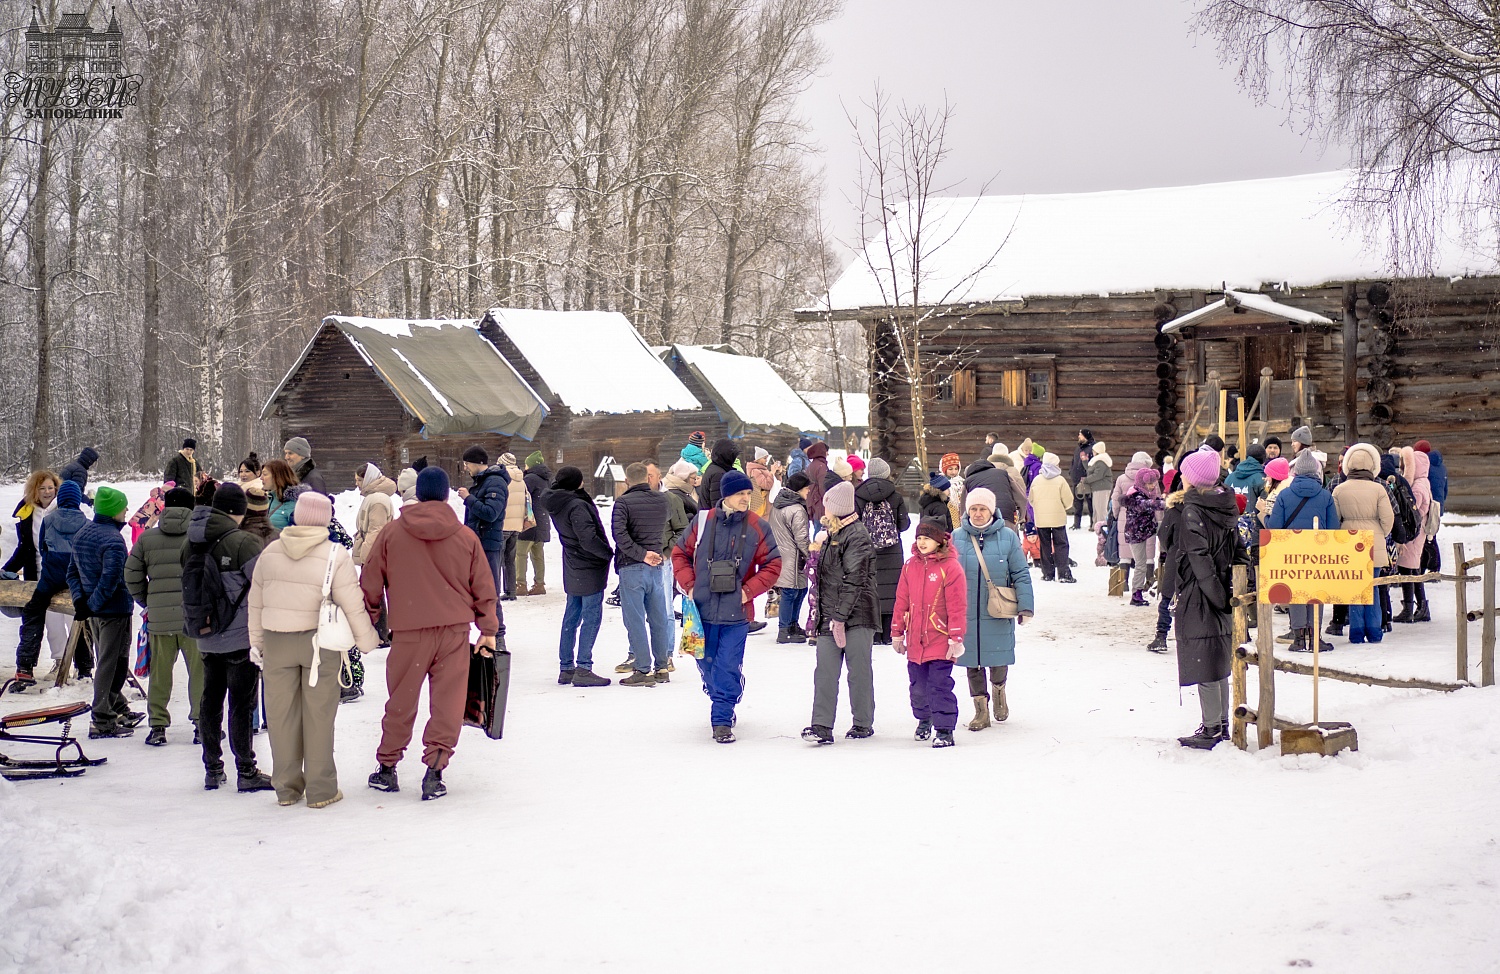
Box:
[891,519,969,748]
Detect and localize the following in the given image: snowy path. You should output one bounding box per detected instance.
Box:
[1,482,1497,973]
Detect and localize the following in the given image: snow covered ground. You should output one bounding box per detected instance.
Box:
[1,481,1497,974]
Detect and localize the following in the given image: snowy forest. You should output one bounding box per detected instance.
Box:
[0,0,860,476]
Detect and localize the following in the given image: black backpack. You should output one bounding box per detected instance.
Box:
[182,534,249,638]
[1384,477,1421,546]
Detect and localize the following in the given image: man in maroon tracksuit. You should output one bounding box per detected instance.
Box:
[361,467,500,801]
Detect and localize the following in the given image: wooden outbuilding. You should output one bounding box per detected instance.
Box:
[261,316,548,482]
[803,171,1500,511]
[658,344,827,465]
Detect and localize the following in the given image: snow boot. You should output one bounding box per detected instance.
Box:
[789,623,808,639]
[654,668,671,683]
[118,709,146,729]
[571,668,611,687]
[1146,633,1169,654]
[557,667,576,685]
[237,769,274,793]
[144,727,167,747]
[1129,590,1148,607]
[1289,629,1311,653]
[367,764,400,793]
[967,695,991,732]
[993,683,1009,722]
[621,670,657,687]
[193,726,201,745]
[204,769,228,790]
[845,725,873,739]
[1413,589,1431,622]
[801,724,834,745]
[932,729,955,748]
[1276,630,1296,644]
[1059,572,1077,584]
[747,621,768,635]
[1394,583,1415,623]
[605,589,621,607]
[1177,724,1226,750]
[421,768,446,801]
[914,719,933,741]
[529,583,546,596]
[613,655,636,673]
[712,725,735,744]
[89,721,132,739]
[777,628,797,644]
[340,685,363,704]
[8,669,35,692]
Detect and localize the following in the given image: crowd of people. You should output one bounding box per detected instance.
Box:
[0,422,1451,804]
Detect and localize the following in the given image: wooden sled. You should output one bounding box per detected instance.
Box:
[0,678,107,780]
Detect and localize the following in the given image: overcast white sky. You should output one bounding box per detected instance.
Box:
[802,0,1342,247]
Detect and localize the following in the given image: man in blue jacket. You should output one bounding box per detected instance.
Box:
[458,446,510,609]
[66,485,142,737]
[1267,450,1340,654]
[671,470,781,743]
[13,479,91,689]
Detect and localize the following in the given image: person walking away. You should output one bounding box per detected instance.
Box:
[1267,450,1340,651]
[671,471,781,742]
[921,474,954,531]
[1332,444,1394,644]
[547,466,614,687]
[1393,447,1433,623]
[125,487,204,745]
[768,473,812,643]
[59,447,99,497]
[1413,439,1446,574]
[952,488,1034,730]
[1069,429,1095,528]
[681,431,710,473]
[892,519,968,748]
[249,491,378,808]
[281,437,329,497]
[788,437,811,479]
[612,462,674,685]
[961,452,1024,527]
[11,474,78,688]
[517,451,553,595]
[396,466,419,507]
[1120,468,1165,606]
[66,485,145,738]
[1027,453,1076,583]
[164,439,198,494]
[854,457,910,643]
[1169,447,1247,749]
[1081,441,1114,532]
[458,446,510,612]
[698,439,742,511]
[804,441,831,521]
[362,467,500,800]
[495,453,527,600]
[181,483,272,790]
[1149,474,1189,653]
[800,482,878,744]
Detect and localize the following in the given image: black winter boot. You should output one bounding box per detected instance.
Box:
[801,725,834,745]
[1289,629,1312,653]
[845,725,874,739]
[1146,634,1169,653]
[932,729,955,748]
[1413,587,1431,622]
[1177,724,1226,750]
[914,719,933,741]
[237,769,274,793]
[421,767,446,801]
[367,764,399,792]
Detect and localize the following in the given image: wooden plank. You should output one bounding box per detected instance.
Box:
[0,580,74,613]
[1231,565,1249,750]
[1455,542,1469,682]
[1236,647,1468,691]
[1257,601,1275,749]
[1484,542,1496,688]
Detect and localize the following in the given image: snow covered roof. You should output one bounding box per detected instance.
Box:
[796,390,871,430]
[482,308,699,414]
[815,170,1500,312]
[1161,290,1336,334]
[263,316,548,439]
[668,345,827,437]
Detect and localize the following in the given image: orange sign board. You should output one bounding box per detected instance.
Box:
[1257,529,1376,606]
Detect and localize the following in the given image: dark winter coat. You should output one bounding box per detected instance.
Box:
[544,488,613,596]
[37,505,87,592]
[163,451,196,492]
[463,465,510,552]
[292,456,330,498]
[768,489,810,590]
[1222,455,1266,498]
[1427,450,1449,507]
[240,509,276,544]
[1171,486,1243,687]
[698,439,741,511]
[812,519,880,634]
[124,506,193,635]
[919,486,953,532]
[962,460,1022,524]
[1069,438,1094,484]
[1267,475,1340,532]
[666,488,698,551]
[805,442,830,521]
[611,483,669,569]
[854,477,910,617]
[58,448,98,496]
[182,507,264,652]
[672,506,781,626]
[519,464,553,543]
[1155,496,1187,601]
[1121,489,1165,546]
[3,501,39,579]
[66,514,133,617]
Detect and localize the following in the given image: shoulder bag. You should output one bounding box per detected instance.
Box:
[971,531,1020,619]
[311,543,356,688]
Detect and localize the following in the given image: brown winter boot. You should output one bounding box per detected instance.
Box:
[529,583,546,596]
[967,695,991,732]
[993,683,1009,722]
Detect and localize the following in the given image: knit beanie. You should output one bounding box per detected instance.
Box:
[940,452,961,473]
[416,466,450,502]
[1093,441,1108,456]
[462,445,489,465]
[1264,457,1291,482]
[499,452,518,467]
[1179,447,1222,488]
[411,456,429,472]
[868,458,891,480]
[1042,452,1060,467]
[929,471,951,491]
[1248,444,1267,463]
[831,458,854,480]
[211,482,248,517]
[244,481,270,511]
[526,451,546,468]
[848,455,866,473]
[668,459,698,481]
[56,480,84,510]
[965,487,996,513]
[785,472,811,492]
[1413,440,1432,454]
[294,490,333,528]
[798,436,812,450]
[283,436,312,458]
[1031,442,1046,458]
[754,447,771,464]
[164,486,195,510]
[1132,451,1153,466]
[1134,468,1161,493]
[1236,493,1248,514]
[689,431,707,447]
[916,518,949,544]
[1263,436,1281,450]
[720,469,753,499]
[553,466,584,492]
[93,486,128,520]
[1291,425,1313,447]
[1291,449,1322,478]
[991,443,1009,459]
[182,437,196,449]
[823,481,856,518]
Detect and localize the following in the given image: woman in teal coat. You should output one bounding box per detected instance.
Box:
[952,486,1034,731]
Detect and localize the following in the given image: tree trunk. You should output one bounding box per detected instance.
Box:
[28,115,53,470]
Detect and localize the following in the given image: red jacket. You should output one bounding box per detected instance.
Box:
[891,543,967,663]
[361,501,500,636]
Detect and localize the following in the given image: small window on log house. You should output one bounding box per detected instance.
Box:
[1027,369,1052,405]
[999,362,1055,409]
[932,372,955,404]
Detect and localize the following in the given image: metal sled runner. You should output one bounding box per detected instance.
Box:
[0,678,107,780]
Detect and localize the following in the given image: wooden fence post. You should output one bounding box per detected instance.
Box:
[1484,541,1496,688]
[1231,566,1249,749]
[1256,600,1275,749]
[1454,542,1469,683]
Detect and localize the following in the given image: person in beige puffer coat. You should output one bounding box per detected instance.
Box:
[1332,442,1395,643]
[249,491,379,808]
[352,462,398,566]
[497,453,527,599]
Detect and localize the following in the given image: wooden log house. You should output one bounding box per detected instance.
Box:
[801,172,1500,511]
[658,344,827,466]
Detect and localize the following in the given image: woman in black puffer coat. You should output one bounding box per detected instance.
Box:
[853,458,910,643]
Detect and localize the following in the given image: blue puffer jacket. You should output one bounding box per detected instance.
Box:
[66,514,133,617]
[463,466,510,551]
[1427,450,1449,506]
[38,506,89,591]
[1267,474,1340,531]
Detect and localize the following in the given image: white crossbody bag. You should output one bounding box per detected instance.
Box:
[311,543,356,687]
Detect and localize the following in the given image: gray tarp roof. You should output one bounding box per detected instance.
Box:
[263,316,548,439]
